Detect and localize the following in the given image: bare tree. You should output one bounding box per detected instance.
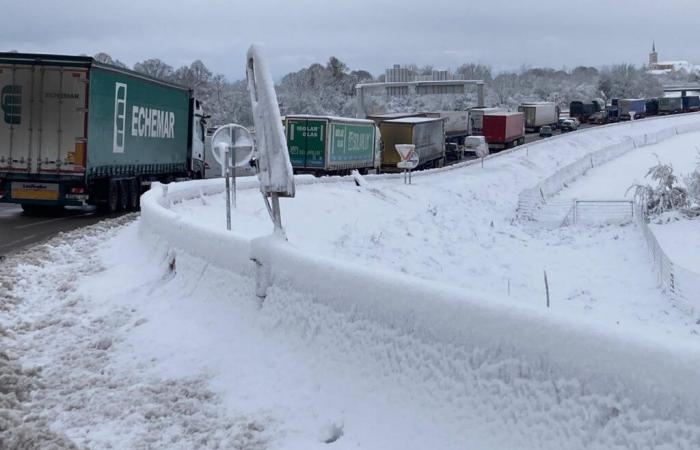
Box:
[134,58,174,80]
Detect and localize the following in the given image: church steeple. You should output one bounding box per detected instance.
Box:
[649,41,658,67]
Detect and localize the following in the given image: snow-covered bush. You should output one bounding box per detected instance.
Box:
[628,157,689,217]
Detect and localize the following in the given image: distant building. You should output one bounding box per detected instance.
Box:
[647,42,699,74]
[384,65,463,95]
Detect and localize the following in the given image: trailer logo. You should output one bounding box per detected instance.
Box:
[131,106,175,139]
[1,85,22,125]
[112,82,176,154]
[113,83,127,153]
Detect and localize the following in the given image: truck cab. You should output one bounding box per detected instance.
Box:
[189,98,207,179]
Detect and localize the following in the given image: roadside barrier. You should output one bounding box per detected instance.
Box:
[138,115,700,441]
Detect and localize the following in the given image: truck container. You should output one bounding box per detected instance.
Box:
[569,101,601,122]
[682,95,700,112]
[285,115,377,175]
[645,98,659,116]
[618,99,646,120]
[593,98,606,110]
[467,107,506,135]
[606,106,620,123]
[0,52,206,214]
[365,112,428,123]
[517,102,558,131]
[482,112,525,150]
[658,97,683,115]
[378,117,445,170]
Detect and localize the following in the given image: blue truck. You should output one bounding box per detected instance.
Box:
[618,99,646,120]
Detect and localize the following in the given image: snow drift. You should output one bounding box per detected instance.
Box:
[137,113,700,448]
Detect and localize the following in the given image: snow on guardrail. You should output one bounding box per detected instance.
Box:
[138,114,700,446]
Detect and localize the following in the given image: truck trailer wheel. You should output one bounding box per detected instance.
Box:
[101,180,119,214]
[118,181,129,211]
[129,179,140,211]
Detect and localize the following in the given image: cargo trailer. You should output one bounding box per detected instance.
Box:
[569,101,600,122]
[605,106,620,123]
[378,117,445,170]
[365,112,428,123]
[482,112,525,150]
[468,107,506,135]
[645,98,659,116]
[0,52,206,214]
[618,99,646,120]
[285,115,377,175]
[682,96,700,112]
[658,97,683,115]
[517,102,558,131]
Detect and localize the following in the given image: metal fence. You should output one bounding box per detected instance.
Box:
[561,200,634,226]
[634,202,700,305]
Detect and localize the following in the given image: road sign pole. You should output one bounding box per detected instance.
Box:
[224,148,231,230]
[232,146,237,209]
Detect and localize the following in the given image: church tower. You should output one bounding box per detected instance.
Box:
[649,41,658,68]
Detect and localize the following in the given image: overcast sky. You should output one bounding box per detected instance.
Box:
[3,0,700,80]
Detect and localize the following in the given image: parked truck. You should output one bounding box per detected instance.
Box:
[681,95,700,112]
[378,117,445,170]
[517,102,559,131]
[658,97,682,115]
[0,52,206,214]
[482,112,525,150]
[618,99,646,120]
[468,107,506,135]
[645,98,659,116]
[569,100,601,122]
[285,115,378,175]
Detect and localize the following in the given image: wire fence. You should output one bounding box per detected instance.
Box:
[560,200,635,226]
[634,202,700,306]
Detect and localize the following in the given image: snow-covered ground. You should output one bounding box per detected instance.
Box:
[170,132,700,341]
[650,214,700,272]
[4,115,700,449]
[553,131,700,200]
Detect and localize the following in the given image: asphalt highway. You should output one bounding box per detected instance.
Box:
[0,203,123,257]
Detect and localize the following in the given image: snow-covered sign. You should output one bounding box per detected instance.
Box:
[395,144,415,162]
[397,151,420,170]
[210,124,255,175]
[246,45,295,198]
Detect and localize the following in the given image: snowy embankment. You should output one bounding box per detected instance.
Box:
[139,114,700,447]
[3,115,700,449]
[650,216,700,272]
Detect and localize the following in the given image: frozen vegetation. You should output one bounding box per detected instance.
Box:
[92,51,693,127]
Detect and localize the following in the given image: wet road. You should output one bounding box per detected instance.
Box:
[0,204,124,257]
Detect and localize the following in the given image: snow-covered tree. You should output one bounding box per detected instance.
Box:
[629,158,689,216]
[93,52,127,68]
[134,58,173,80]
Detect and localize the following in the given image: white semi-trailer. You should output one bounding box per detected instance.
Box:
[517,102,559,131]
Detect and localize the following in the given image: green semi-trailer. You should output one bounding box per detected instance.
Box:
[285,115,378,175]
[0,52,206,214]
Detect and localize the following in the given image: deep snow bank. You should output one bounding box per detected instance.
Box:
[137,113,700,447]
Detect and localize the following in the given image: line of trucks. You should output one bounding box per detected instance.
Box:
[6,52,695,212]
[284,102,562,176]
[0,52,207,213]
[570,95,700,124]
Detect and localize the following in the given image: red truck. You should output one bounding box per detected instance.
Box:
[482,112,525,150]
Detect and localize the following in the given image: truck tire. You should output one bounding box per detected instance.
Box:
[104,180,119,214]
[129,179,140,211]
[118,181,128,211]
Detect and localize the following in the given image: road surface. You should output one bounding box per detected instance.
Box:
[0,204,124,257]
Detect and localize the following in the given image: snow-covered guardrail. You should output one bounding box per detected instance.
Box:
[138,114,700,443]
